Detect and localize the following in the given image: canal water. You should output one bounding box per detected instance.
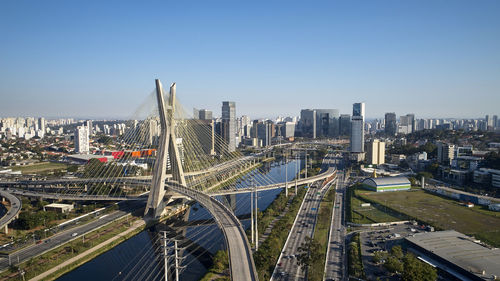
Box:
[57,159,303,281]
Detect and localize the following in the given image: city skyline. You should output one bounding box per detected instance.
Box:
[1,1,499,119]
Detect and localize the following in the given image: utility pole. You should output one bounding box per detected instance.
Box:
[250,180,254,245]
[173,240,186,281]
[305,149,308,179]
[285,151,288,197]
[254,181,258,251]
[160,231,169,281]
[295,152,298,194]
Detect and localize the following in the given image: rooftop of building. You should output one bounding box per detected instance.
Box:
[406,230,500,278]
[67,154,109,161]
[45,203,74,208]
[362,176,410,186]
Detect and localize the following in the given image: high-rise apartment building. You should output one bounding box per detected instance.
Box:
[300,109,316,138]
[315,109,339,137]
[222,101,236,152]
[75,126,89,154]
[437,142,455,165]
[37,117,45,133]
[339,114,351,136]
[199,109,213,120]
[385,113,397,135]
[350,103,365,153]
[367,139,385,165]
[353,103,365,121]
[256,120,274,147]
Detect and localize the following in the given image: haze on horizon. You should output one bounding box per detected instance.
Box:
[0,0,499,120]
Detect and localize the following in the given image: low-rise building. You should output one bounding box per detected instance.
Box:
[44,203,74,213]
[361,176,411,192]
[473,168,500,188]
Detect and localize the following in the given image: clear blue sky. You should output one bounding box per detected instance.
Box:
[1,0,499,119]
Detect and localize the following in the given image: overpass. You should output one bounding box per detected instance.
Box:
[208,166,336,196]
[167,182,258,281]
[0,190,21,233]
[0,165,336,201]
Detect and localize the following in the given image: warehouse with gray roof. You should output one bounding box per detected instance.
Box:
[405,230,500,281]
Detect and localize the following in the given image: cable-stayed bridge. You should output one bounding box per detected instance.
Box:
[0,79,338,281]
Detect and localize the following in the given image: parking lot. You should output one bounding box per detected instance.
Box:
[357,222,429,280]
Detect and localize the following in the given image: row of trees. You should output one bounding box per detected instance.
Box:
[15,210,65,231]
[348,233,365,278]
[253,188,306,280]
[296,236,322,272]
[374,245,437,281]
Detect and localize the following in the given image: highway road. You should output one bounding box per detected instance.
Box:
[270,154,338,281]
[324,170,347,281]
[0,199,144,271]
[0,190,21,231]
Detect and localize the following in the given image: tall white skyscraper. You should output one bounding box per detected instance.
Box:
[75,126,89,154]
[350,102,365,153]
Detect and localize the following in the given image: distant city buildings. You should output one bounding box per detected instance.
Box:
[398,114,415,134]
[193,109,213,120]
[199,109,213,121]
[299,108,340,138]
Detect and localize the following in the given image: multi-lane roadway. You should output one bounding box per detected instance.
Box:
[0,200,144,271]
[324,170,348,281]
[271,180,334,281]
[0,190,21,232]
[270,153,347,281]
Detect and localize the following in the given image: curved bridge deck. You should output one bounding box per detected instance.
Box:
[168,182,258,281]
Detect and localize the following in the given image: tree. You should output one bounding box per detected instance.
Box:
[391,245,404,259]
[296,236,321,270]
[211,250,229,273]
[67,165,78,173]
[402,253,437,281]
[373,251,387,264]
[97,135,113,145]
[384,256,403,274]
[417,171,433,180]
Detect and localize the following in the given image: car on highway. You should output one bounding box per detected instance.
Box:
[71,232,78,237]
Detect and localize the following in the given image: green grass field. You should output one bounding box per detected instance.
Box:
[358,189,500,247]
[11,162,68,174]
[349,189,402,224]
